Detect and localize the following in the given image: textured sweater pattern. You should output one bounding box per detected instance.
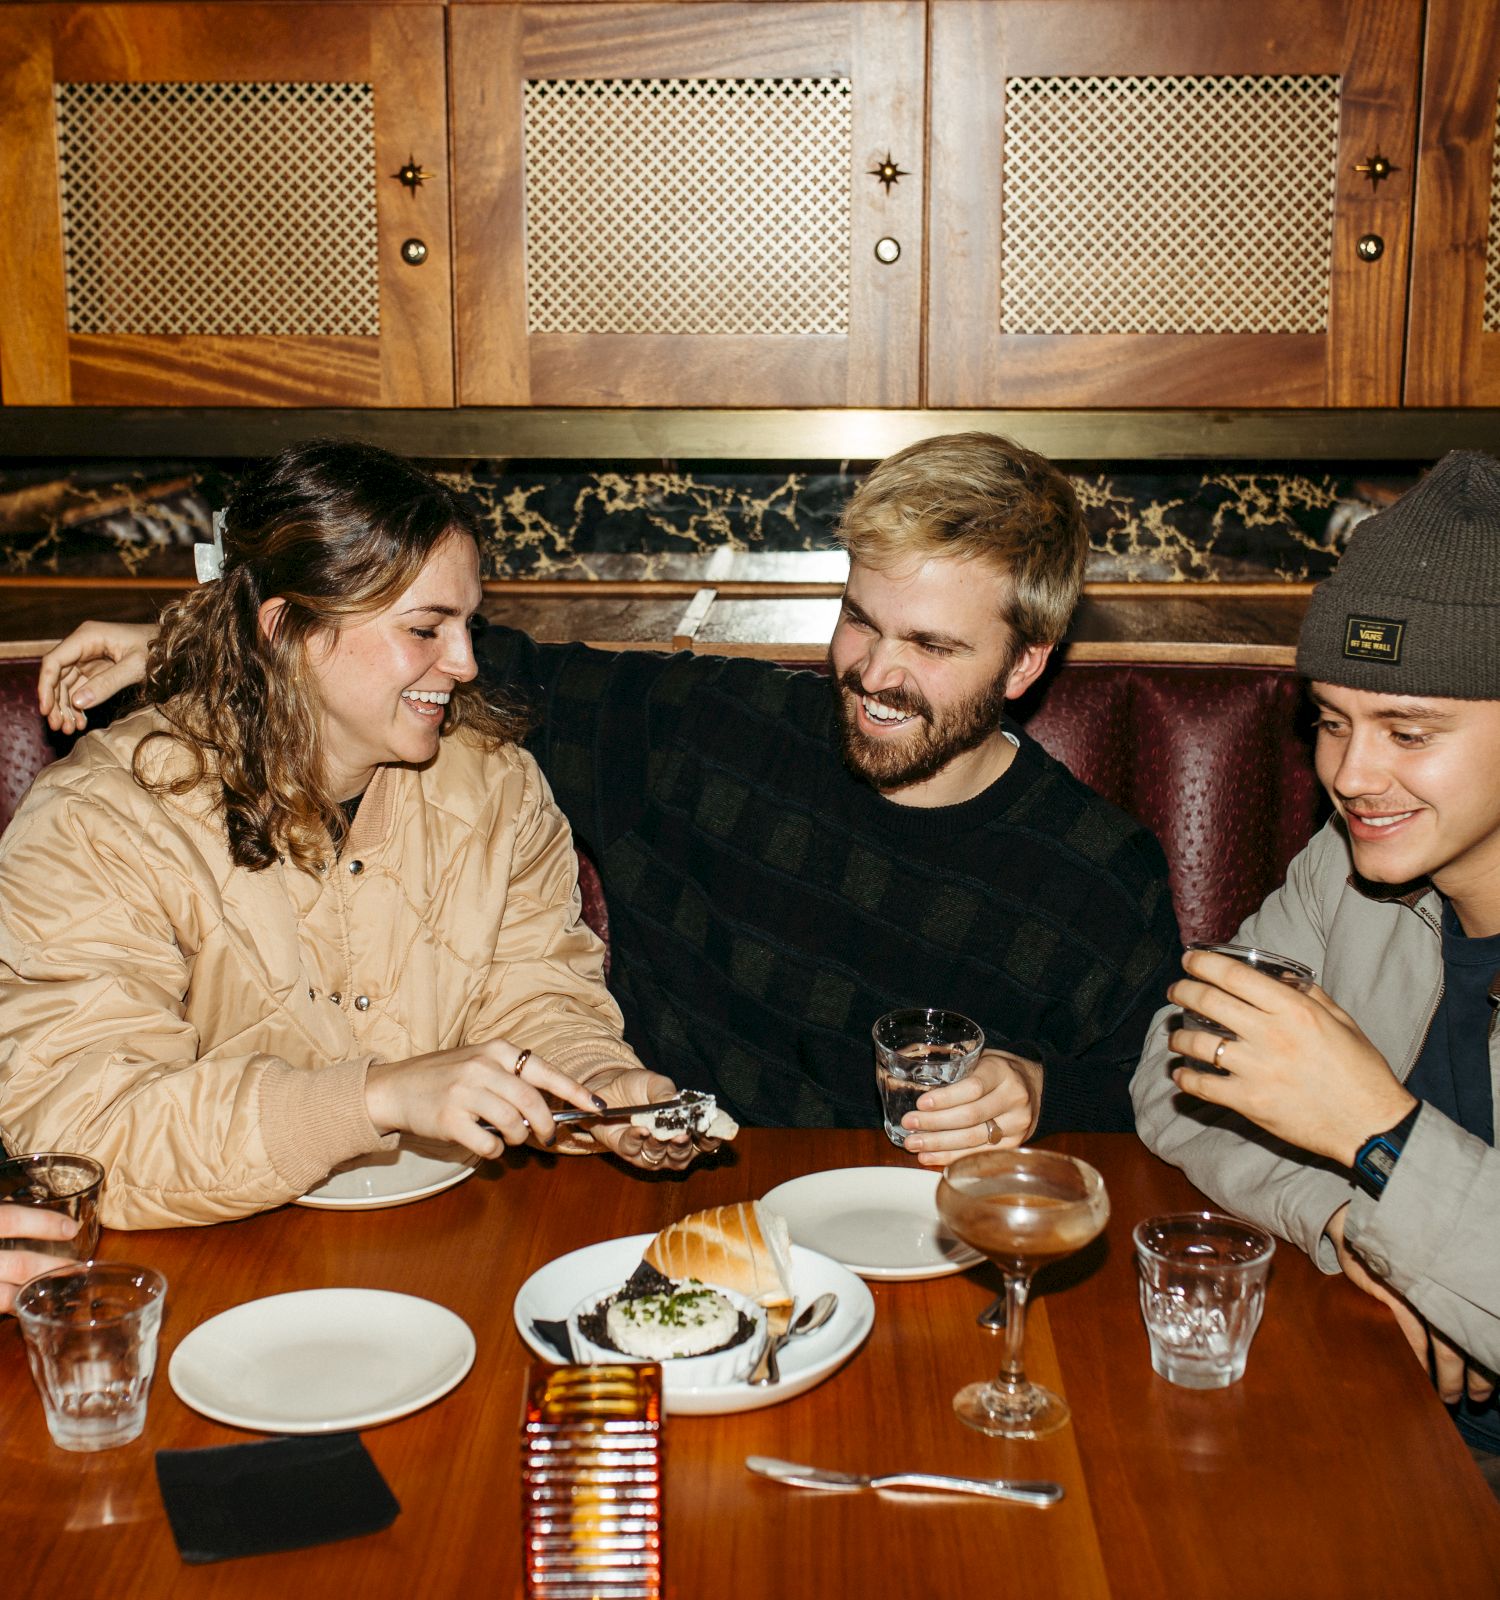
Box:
[484,629,1181,1132]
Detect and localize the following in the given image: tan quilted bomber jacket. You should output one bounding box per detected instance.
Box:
[0,708,642,1228]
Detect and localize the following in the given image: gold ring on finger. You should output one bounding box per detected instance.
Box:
[511,1047,531,1077]
[641,1146,665,1167]
[1213,1038,1228,1069]
[984,1117,1001,1145]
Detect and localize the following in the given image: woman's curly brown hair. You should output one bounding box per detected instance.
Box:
[135,440,527,875]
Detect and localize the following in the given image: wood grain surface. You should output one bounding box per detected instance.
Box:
[1,4,451,408]
[927,0,1419,408]
[5,1130,1497,1597]
[1404,0,1500,405]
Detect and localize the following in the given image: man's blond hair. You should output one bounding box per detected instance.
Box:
[835,432,1086,646]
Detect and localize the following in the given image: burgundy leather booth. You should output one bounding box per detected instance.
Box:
[0,656,1321,948]
[1011,662,1323,945]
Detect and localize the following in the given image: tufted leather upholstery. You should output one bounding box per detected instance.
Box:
[1013,663,1323,946]
[0,657,1321,952]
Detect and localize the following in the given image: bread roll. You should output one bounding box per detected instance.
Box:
[644,1201,793,1307]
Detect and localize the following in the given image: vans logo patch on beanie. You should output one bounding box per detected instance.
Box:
[1342,615,1405,664]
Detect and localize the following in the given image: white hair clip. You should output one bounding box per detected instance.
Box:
[194,508,226,583]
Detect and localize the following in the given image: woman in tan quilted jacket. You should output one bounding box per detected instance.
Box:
[0,441,702,1228]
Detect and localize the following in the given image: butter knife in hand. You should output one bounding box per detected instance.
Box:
[745,1456,1063,1507]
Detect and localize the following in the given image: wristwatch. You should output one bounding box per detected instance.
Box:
[1351,1103,1422,1198]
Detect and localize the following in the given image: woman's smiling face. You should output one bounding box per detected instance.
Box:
[305,532,482,800]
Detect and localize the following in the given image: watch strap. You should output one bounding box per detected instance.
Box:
[1351,1103,1423,1199]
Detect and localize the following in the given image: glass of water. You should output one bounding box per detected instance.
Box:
[0,1153,104,1260]
[16,1261,167,1451]
[1182,943,1315,1041]
[872,1008,984,1148]
[1133,1212,1275,1389]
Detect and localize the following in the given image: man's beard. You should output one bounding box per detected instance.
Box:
[829,654,1013,792]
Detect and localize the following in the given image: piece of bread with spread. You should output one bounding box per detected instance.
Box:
[629,1088,739,1142]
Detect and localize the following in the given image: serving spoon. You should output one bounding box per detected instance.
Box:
[749,1291,839,1386]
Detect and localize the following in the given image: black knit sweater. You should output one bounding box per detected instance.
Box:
[479,628,1181,1133]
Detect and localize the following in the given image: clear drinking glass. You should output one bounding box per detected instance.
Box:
[1182,943,1315,1041]
[873,1009,984,1148]
[16,1261,167,1451]
[0,1153,104,1260]
[936,1149,1109,1438]
[1134,1212,1275,1388]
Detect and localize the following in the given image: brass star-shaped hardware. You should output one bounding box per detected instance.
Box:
[1354,152,1399,189]
[393,154,436,192]
[869,153,909,193]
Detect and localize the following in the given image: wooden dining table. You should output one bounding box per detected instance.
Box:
[6,1129,1500,1598]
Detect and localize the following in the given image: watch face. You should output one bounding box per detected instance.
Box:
[1367,1143,1399,1182]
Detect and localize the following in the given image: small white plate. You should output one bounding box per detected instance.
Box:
[761,1167,983,1281]
[296,1137,479,1210]
[169,1288,476,1433]
[514,1233,874,1416]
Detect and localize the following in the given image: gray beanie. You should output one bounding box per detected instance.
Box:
[1297,450,1500,699]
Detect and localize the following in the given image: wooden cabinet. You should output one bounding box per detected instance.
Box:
[1405,0,1500,403]
[927,0,1422,407]
[451,2,924,406]
[0,3,453,406]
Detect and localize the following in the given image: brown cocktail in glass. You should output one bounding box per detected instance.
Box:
[936,1148,1109,1438]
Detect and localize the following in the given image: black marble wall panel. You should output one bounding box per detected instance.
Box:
[0,458,1424,582]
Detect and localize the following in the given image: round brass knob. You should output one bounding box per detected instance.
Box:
[1356,233,1384,262]
[874,237,901,265]
[401,238,429,266]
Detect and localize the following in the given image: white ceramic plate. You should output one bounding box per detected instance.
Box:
[761,1167,983,1281]
[296,1137,479,1210]
[169,1288,476,1433]
[513,1233,874,1416]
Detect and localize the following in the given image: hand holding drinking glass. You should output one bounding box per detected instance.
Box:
[0,1206,81,1315]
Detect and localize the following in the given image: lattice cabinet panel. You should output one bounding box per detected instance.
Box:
[1488,91,1500,336]
[55,81,380,339]
[523,77,852,338]
[929,0,1420,407]
[999,74,1340,336]
[452,4,924,407]
[0,5,452,407]
[1407,0,1500,402]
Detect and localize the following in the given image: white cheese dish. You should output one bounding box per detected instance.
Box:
[569,1280,765,1387]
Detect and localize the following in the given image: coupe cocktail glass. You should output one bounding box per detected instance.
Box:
[936,1148,1109,1439]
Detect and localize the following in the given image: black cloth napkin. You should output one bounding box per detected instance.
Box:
[155,1432,400,1564]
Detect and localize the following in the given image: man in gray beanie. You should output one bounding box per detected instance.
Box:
[1134,449,1500,1489]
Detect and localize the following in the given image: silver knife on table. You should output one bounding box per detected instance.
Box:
[745,1456,1064,1507]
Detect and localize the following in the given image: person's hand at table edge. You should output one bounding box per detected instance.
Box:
[0,1205,80,1314]
[1325,1203,1497,1406]
[900,1049,1043,1167]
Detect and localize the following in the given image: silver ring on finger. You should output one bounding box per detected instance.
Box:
[511,1047,532,1077]
[1213,1038,1228,1069]
[984,1117,1001,1146]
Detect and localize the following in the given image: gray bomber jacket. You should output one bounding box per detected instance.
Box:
[1132,818,1500,1370]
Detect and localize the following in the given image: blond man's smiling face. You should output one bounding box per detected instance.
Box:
[827,554,1051,808]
